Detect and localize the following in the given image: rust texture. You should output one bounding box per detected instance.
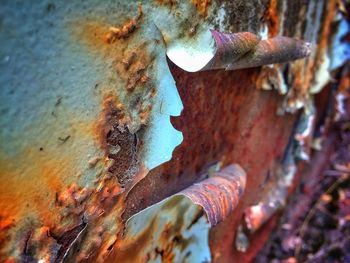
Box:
[106,4,143,43]
[0,0,345,262]
[262,0,280,37]
[179,164,246,226]
[111,197,206,263]
[106,163,245,263]
[286,0,338,111]
[170,29,311,72]
[204,30,261,70]
[124,62,297,262]
[227,36,312,70]
[96,94,140,185]
[191,0,211,17]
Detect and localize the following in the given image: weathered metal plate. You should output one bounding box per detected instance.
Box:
[0,0,348,262]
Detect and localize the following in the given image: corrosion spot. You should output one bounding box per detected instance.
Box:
[191,0,210,17]
[105,4,143,43]
[94,94,139,185]
[106,126,138,185]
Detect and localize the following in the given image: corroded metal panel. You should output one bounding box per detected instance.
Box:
[111,164,245,262]
[0,0,348,262]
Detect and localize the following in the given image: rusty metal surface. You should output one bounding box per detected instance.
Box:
[0,0,348,262]
[179,164,246,226]
[108,164,245,262]
[167,30,311,72]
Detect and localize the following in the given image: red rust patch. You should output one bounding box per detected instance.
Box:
[109,218,158,263]
[154,0,177,8]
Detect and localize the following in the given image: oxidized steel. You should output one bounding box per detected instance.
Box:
[109,163,246,262]
[227,36,312,70]
[179,164,246,226]
[0,0,348,262]
[203,30,261,70]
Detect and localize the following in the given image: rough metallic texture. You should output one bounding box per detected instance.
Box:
[110,163,245,262]
[227,36,312,70]
[0,0,348,262]
[167,30,311,72]
[179,164,246,226]
[113,195,211,263]
[203,30,261,70]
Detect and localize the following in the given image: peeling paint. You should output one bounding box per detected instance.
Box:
[0,0,347,261]
[112,164,245,262]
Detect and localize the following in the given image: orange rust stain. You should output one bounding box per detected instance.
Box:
[74,17,156,96]
[92,92,122,149]
[0,149,78,254]
[160,243,176,263]
[264,0,279,37]
[155,0,177,8]
[114,43,155,93]
[108,218,158,263]
[106,4,143,43]
[72,15,158,152]
[317,1,337,52]
[191,0,210,17]
[0,155,63,218]
[295,0,337,96]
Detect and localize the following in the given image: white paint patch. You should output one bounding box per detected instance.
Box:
[259,24,269,40]
[167,29,216,72]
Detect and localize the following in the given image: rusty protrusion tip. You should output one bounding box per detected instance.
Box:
[179,164,246,226]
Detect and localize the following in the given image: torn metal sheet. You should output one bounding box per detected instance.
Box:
[244,187,287,234]
[166,30,311,72]
[0,0,346,262]
[179,164,246,226]
[243,160,296,233]
[111,164,246,262]
[235,162,295,253]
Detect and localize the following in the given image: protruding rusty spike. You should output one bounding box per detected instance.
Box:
[204,30,261,70]
[179,164,246,226]
[227,36,312,70]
